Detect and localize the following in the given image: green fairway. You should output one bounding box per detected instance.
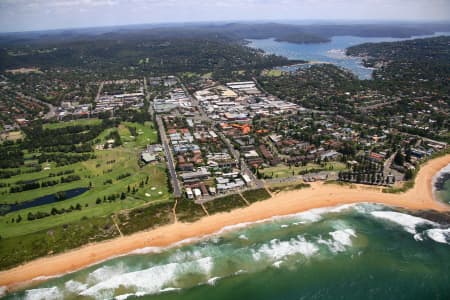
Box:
[120,121,159,147]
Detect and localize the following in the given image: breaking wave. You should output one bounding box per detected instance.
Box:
[370,211,437,234]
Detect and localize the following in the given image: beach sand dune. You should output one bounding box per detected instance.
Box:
[1,154,449,290]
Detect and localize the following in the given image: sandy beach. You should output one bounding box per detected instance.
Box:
[1,154,449,290]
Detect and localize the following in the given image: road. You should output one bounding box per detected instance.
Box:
[95,82,104,102]
[155,115,182,198]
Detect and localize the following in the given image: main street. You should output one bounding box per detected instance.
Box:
[155,115,182,198]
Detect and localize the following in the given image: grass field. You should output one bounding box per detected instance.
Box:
[260,162,347,178]
[43,118,102,129]
[262,69,283,77]
[120,121,158,148]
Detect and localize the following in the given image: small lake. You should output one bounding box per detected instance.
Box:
[247,32,450,79]
[0,187,89,215]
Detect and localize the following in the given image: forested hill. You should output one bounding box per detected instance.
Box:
[0,37,293,74]
[346,36,450,92]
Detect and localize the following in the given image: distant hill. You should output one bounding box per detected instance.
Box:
[1,22,449,46]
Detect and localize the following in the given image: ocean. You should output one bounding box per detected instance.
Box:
[3,200,450,300]
[436,164,450,205]
[246,32,450,79]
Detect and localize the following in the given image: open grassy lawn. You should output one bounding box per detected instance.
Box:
[43,118,102,130]
[260,162,347,178]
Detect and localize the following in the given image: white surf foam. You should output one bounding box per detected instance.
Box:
[86,262,128,285]
[128,246,162,255]
[253,236,318,262]
[370,211,437,234]
[115,293,135,300]
[207,276,221,286]
[24,287,63,300]
[81,256,213,298]
[272,260,283,268]
[65,280,88,294]
[238,234,249,240]
[318,229,356,253]
[425,228,450,244]
[159,287,181,293]
[330,229,356,247]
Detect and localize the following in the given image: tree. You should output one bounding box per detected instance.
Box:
[394,151,405,166]
[404,169,414,181]
[16,214,22,223]
[27,212,35,221]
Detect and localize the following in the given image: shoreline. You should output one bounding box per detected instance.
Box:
[1,154,450,292]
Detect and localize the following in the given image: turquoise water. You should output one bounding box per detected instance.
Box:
[439,179,450,204]
[247,32,450,79]
[437,166,450,204]
[2,202,450,300]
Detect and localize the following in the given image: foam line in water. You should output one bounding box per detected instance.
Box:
[318,229,356,253]
[24,287,63,300]
[370,211,437,234]
[127,246,162,255]
[253,236,318,262]
[425,228,450,244]
[207,276,221,286]
[64,280,88,294]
